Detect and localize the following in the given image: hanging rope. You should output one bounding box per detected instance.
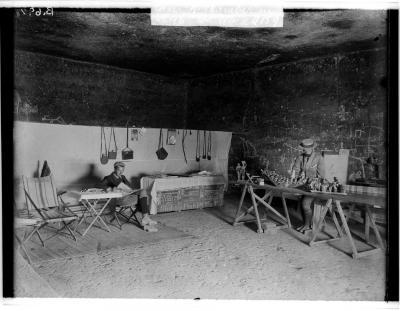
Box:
[207,131,212,160]
[196,130,200,162]
[202,130,207,159]
[182,129,188,164]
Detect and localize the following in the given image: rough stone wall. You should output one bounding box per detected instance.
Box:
[14,50,187,128]
[14,48,387,181]
[187,49,387,180]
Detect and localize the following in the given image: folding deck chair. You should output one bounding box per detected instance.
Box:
[14,217,40,264]
[20,175,78,247]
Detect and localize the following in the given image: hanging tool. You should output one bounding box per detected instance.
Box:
[108,127,118,159]
[196,130,200,162]
[100,126,109,164]
[122,121,134,160]
[202,130,207,159]
[156,128,168,160]
[207,131,212,160]
[182,129,188,164]
[131,127,139,141]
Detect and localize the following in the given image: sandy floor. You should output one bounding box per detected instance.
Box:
[15,196,386,300]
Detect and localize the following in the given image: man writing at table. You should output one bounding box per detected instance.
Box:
[100,161,157,229]
[291,138,325,233]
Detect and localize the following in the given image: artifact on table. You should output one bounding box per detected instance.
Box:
[235,161,247,181]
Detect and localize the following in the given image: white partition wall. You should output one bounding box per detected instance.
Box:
[14,121,232,206]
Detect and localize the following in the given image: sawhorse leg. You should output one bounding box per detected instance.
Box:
[281,194,292,228]
[252,191,290,230]
[335,200,360,258]
[233,183,270,228]
[233,183,249,225]
[248,186,264,233]
[335,201,384,259]
[365,206,385,250]
[365,210,371,243]
[309,199,343,246]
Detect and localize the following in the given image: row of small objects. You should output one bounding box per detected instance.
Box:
[261,170,304,187]
[306,177,345,193]
[260,170,345,193]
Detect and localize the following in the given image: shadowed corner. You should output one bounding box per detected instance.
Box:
[68,163,103,189]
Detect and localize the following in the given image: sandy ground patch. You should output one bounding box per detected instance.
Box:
[15,199,386,300]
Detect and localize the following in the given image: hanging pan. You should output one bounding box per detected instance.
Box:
[100,126,109,164]
[108,127,118,160]
[122,123,134,160]
[156,128,168,160]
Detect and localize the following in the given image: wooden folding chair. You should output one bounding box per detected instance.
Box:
[109,204,141,230]
[109,189,144,230]
[20,175,78,247]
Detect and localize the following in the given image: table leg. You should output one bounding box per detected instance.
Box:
[94,204,112,231]
[309,203,329,245]
[233,185,270,230]
[364,211,371,243]
[296,199,302,219]
[266,195,273,218]
[82,198,112,237]
[335,200,359,259]
[329,204,344,237]
[233,184,248,224]
[258,191,270,220]
[340,203,354,233]
[77,200,93,230]
[365,206,385,250]
[281,194,292,228]
[253,192,288,225]
[249,186,263,233]
[78,200,97,225]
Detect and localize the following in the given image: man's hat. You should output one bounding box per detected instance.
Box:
[114,161,125,168]
[299,138,316,148]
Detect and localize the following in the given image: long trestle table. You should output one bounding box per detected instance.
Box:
[231,181,386,259]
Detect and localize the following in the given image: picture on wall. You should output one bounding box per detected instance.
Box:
[166,129,177,145]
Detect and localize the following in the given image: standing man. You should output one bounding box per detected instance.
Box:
[291,138,325,233]
[100,162,157,229]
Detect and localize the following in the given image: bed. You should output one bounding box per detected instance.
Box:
[140,174,226,214]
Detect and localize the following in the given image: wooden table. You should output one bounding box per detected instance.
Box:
[77,191,123,237]
[231,181,386,259]
[232,181,297,233]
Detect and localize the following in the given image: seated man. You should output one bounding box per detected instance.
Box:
[291,138,325,233]
[100,161,157,228]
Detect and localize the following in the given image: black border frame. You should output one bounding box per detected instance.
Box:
[385,9,399,302]
[1,7,399,300]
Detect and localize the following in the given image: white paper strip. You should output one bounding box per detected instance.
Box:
[151,1,284,27]
[0,0,398,9]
